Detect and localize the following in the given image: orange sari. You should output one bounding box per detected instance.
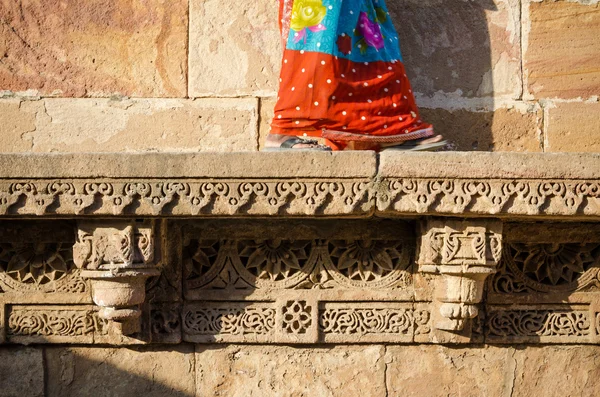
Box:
[271,0,433,150]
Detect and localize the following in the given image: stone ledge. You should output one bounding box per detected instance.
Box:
[0,152,597,218]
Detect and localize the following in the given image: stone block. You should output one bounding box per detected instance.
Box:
[189,0,281,97]
[0,0,187,97]
[0,347,44,397]
[196,344,386,396]
[45,346,195,397]
[513,346,600,396]
[0,98,259,152]
[546,102,600,152]
[392,0,521,99]
[259,97,277,149]
[525,1,600,99]
[420,106,542,151]
[385,345,514,396]
[0,100,39,151]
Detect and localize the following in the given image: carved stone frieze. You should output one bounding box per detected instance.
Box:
[75,221,161,335]
[378,179,600,217]
[6,305,108,344]
[0,178,598,218]
[491,243,600,295]
[183,238,412,296]
[0,222,88,297]
[0,180,373,217]
[182,301,431,344]
[485,306,595,343]
[418,219,502,333]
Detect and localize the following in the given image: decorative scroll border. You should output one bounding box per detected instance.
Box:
[182,301,431,344]
[378,179,600,217]
[484,305,597,344]
[0,178,598,217]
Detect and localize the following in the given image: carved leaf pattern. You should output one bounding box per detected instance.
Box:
[319,308,412,335]
[487,310,590,337]
[330,240,404,282]
[183,307,276,335]
[0,243,74,286]
[8,309,107,337]
[492,243,600,294]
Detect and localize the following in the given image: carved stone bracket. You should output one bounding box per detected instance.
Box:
[418,219,503,334]
[74,220,160,335]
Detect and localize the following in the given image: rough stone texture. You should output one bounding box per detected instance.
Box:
[386,345,514,396]
[188,0,281,97]
[259,97,277,149]
[378,152,600,179]
[0,152,377,178]
[196,345,386,396]
[392,0,521,100]
[525,1,600,99]
[45,346,195,397]
[420,106,542,151]
[0,347,44,397]
[546,102,600,152]
[0,0,188,97]
[512,346,600,396]
[0,98,259,152]
[0,99,38,151]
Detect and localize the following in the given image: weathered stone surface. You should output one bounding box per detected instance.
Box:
[546,102,600,152]
[420,106,542,151]
[386,345,514,396]
[196,345,386,396]
[0,0,187,97]
[0,100,38,151]
[45,346,195,396]
[0,152,598,218]
[0,98,259,152]
[393,0,521,99]
[378,152,600,179]
[525,1,600,99]
[513,346,600,396]
[0,347,44,397]
[0,152,377,179]
[188,0,281,97]
[259,97,277,150]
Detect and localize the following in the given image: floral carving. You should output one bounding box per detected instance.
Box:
[183,238,411,291]
[282,301,312,334]
[8,308,108,338]
[329,240,407,282]
[492,243,600,294]
[511,243,598,285]
[0,242,86,293]
[0,243,71,285]
[319,308,412,335]
[183,306,276,336]
[238,240,310,281]
[487,310,591,338]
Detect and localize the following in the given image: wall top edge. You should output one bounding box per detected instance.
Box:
[0,152,597,180]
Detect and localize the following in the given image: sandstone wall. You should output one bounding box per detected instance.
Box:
[1,0,598,152]
[2,344,600,397]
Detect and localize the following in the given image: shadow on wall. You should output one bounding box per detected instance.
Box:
[390,0,498,150]
[0,344,196,397]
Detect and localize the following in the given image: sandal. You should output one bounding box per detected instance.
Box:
[264,136,332,151]
[381,136,448,152]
